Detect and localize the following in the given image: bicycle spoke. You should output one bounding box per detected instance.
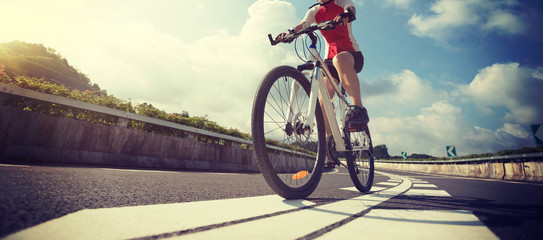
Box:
[266,95,287,121]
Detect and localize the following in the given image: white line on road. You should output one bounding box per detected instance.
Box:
[375,181,400,186]
[0,164,29,168]
[404,189,451,197]
[413,183,438,188]
[101,168,179,174]
[174,176,412,239]
[321,178,498,240]
[318,209,498,240]
[3,195,314,240]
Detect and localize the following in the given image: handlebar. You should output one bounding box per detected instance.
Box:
[268,20,339,46]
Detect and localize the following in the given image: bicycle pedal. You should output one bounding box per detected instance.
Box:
[346,123,365,132]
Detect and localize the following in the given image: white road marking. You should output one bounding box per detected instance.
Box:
[411,180,429,184]
[318,209,498,240]
[4,195,314,240]
[404,189,451,197]
[325,178,497,239]
[101,168,179,174]
[174,176,412,239]
[0,164,29,168]
[413,183,438,188]
[387,179,403,183]
[208,172,246,176]
[376,181,400,186]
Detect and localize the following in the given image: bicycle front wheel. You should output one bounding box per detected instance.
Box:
[345,126,374,192]
[251,66,326,199]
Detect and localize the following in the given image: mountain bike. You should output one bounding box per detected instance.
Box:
[251,21,374,199]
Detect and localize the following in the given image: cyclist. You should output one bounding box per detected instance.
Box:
[278,0,369,168]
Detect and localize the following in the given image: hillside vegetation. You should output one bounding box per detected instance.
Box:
[0,41,252,143]
[0,41,100,92]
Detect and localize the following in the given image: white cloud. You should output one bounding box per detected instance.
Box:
[366,62,539,156]
[497,123,530,138]
[382,0,412,9]
[408,0,480,42]
[353,0,365,7]
[461,62,543,124]
[131,0,300,131]
[482,10,527,35]
[363,69,447,116]
[371,101,464,156]
[371,100,533,157]
[408,0,526,44]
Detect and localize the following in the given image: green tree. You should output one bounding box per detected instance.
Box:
[373,144,390,159]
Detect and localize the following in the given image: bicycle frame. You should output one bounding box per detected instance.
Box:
[287,43,350,152]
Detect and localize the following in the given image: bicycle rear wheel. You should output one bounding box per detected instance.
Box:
[251,66,326,199]
[345,126,374,192]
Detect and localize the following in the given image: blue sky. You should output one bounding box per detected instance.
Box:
[2,0,542,156]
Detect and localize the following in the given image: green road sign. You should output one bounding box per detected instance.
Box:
[531,124,543,146]
[446,146,457,157]
[401,152,408,160]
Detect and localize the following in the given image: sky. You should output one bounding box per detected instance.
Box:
[2,0,542,157]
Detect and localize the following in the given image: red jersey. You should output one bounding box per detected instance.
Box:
[302,0,360,59]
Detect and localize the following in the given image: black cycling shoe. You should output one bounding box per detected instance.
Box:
[345,106,369,132]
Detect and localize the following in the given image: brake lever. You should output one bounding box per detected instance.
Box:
[268,34,280,46]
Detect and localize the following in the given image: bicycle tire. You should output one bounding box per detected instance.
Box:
[345,126,374,192]
[251,65,326,199]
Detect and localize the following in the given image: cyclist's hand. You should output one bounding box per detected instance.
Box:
[276,32,287,43]
[334,15,349,27]
[335,8,356,26]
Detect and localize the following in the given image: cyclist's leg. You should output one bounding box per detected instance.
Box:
[319,75,338,137]
[333,52,363,107]
[320,74,341,167]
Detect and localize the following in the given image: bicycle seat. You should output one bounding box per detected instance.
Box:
[297,62,314,72]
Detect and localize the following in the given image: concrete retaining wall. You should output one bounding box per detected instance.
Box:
[2,105,541,181]
[0,106,313,172]
[376,160,543,183]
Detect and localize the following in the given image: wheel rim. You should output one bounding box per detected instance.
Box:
[261,75,321,189]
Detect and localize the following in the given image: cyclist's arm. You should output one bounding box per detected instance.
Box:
[293,22,306,33]
[275,21,308,43]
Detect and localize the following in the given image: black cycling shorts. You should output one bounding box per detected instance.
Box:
[324,51,364,80]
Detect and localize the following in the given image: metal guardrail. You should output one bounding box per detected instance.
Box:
[0,84,311,157]
[377,152,543,164]
[4,83,539,162]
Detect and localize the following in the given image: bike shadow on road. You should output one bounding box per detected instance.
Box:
[373,194,543,238]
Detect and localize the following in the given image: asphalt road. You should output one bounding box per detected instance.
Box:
[1,163,542,239]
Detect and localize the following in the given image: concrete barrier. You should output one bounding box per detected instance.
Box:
[0,106,313,172]
[522,161,543,182]
[503,162,525,181]
[376,158,542,183]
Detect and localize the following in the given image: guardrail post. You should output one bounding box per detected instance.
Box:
[117,117,129,128]
[187,132,196,139]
